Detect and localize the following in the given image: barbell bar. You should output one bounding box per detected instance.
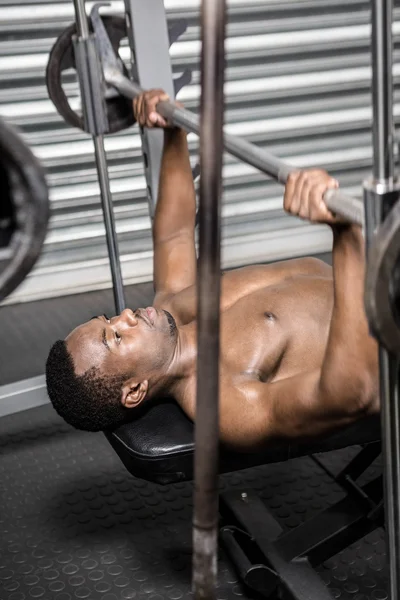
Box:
[88,6,364,227]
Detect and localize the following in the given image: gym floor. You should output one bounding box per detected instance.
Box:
[0,268,390,600]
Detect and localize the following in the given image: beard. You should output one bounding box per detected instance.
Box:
[163,310,177,337]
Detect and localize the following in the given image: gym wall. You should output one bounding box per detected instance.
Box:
[1,0,399,304]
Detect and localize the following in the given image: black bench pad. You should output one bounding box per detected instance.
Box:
[105,400,381,485]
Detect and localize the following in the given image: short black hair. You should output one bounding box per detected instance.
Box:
[46,339,133,432]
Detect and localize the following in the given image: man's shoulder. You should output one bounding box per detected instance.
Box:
[154,285,197,326]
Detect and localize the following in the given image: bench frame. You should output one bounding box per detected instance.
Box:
[219,444,383,599]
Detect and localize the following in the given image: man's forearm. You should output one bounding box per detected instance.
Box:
[153,128,196,242]
[319,225,379,411]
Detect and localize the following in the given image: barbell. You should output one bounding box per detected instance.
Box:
[46,12,364,227]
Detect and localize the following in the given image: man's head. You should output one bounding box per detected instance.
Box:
[46,307,178,431]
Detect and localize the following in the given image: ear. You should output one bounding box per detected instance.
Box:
[121,378,149,409]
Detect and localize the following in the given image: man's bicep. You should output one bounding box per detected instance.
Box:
[153,230,196,296]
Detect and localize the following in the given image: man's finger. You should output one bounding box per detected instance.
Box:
[322,179,344,223]
[134,95,143,124]
[149,112,158,124]
[137,95,145,125]
[148,94,161,114]
[148,112,168,128]
[298,179,311,220]
[283,170,301,213]
[308,182,333,222]
[296,171,310,212]
[148,94,169,127]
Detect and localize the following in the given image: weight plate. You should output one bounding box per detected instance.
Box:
[365,198,400,354]
[0,117,50,302]
[46,16,135,134]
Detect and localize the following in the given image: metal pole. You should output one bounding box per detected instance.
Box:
[73,0,125,314]
[93,137,126,313]
[371,0,394,184]
[192,0,226,598]
[73,0,89,37]
[379,349,400,600]
[366,2,400,598]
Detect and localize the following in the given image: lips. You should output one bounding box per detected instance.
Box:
[145,307,156,324]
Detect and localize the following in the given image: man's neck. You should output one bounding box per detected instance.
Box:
[149,321,197,401]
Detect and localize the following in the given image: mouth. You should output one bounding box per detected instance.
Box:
[137,307,156,326]
[145,307,156,325]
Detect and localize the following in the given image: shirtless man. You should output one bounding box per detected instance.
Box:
[45,90,379,450]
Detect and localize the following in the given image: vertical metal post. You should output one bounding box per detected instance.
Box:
[192,1,226,599]
[371,0,393,185]
[93,135,126,313]
[124,0,175,218]
[378,349,400,597]
[72,0,125,314]
[364,2,400,598]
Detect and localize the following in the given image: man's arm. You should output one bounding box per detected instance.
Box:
[133,90,197,300]
[219,170,379,451]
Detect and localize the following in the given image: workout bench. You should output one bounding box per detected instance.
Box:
[106,401,382,600]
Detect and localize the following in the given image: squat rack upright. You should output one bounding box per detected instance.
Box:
[366,1,400,598]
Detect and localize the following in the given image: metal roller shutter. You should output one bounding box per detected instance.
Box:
[1,0,398,304]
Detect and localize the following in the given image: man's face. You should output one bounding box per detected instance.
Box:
[66,307,178,380]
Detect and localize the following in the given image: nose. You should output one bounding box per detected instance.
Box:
[114,308,138,326]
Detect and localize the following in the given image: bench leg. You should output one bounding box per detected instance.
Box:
[219,479,383,600]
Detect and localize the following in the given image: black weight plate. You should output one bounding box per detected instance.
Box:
[46,16,135,134]
[365,198,400,354]
[0,117,49,302]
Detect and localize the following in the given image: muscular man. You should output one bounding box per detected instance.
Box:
[46,90,379,450]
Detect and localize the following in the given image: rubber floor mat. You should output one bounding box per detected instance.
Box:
[0,404,388,600]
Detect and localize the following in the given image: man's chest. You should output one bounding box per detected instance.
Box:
[165,273,332,381]
[219,291,287,380]
[167,283,296,379]
[164,266,288,324]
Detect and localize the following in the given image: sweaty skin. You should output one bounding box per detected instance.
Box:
[66,90,379,451]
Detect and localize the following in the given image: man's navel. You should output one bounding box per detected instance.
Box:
[264,311,276,322]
